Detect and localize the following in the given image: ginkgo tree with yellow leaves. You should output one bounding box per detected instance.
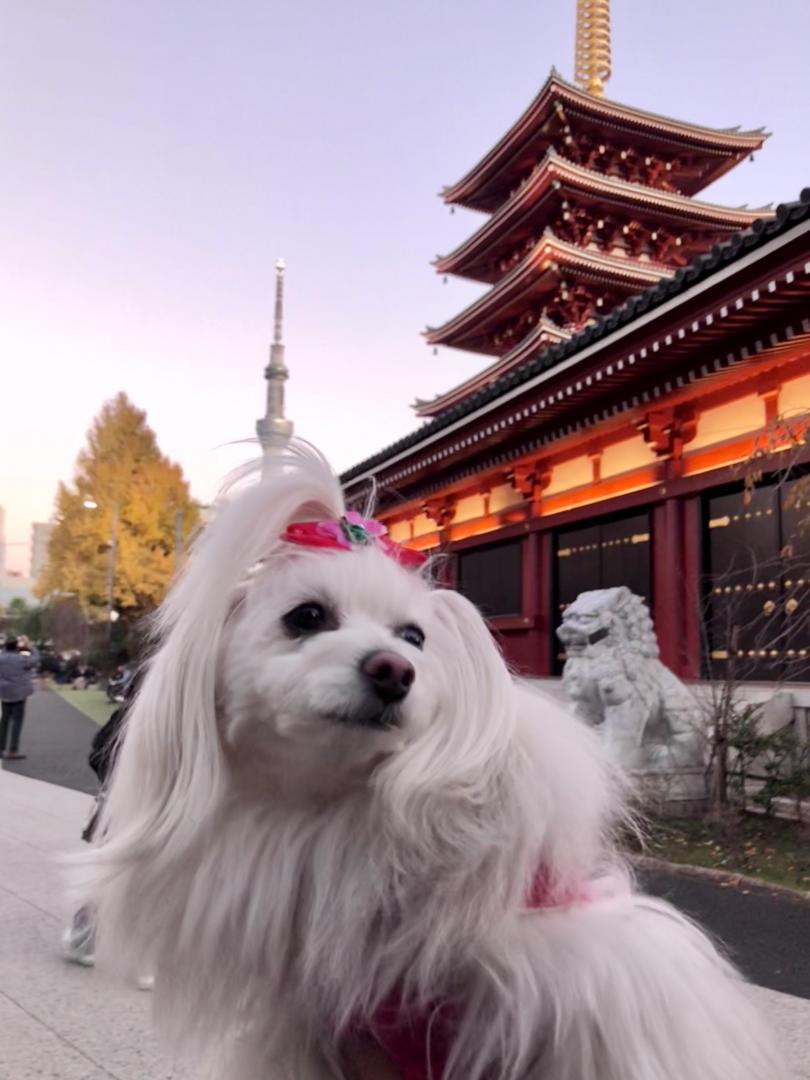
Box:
[36,393,200,621]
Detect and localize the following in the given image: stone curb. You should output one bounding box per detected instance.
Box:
[630,853,810,903]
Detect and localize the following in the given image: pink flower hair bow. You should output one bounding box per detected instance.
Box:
[282,511,427,568]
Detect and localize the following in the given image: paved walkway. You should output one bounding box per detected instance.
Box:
[0,769,193,1079]
[3,688,99,794]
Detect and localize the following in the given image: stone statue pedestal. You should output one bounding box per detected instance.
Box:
[631,767,708,818]
[557,586,709,818]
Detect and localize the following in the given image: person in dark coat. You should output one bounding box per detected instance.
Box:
[63,669,145,970]
[0,635,40,760]
[80,682,136,842]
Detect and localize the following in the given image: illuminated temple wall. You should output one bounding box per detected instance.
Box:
[377,367,810,681]
[600,434,659,478]
[780,373,810,418]
[543,456,593,496]
[384,372,810,548]
[689,394,765,451]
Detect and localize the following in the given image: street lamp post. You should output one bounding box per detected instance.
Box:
[83,498,118,646]
[106,503,118,644]
[84,497,185,643]
[174,507,183,573]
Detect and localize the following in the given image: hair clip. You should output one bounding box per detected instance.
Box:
[282,511,426,568]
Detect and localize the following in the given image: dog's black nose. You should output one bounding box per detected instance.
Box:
[361,651,415,704]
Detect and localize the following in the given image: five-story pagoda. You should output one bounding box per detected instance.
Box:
[418,0,770,418]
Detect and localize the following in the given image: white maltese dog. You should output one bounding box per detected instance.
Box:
[82,442,784,1080]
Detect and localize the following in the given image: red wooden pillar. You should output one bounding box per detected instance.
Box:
[653,499,682,675]
[653,498,702,678]
[521,531,542,675]
[435,549,458,590]
[538,531,554,676]
[680,496,703,679]
[521,531,540,619]
[519,530,553,676]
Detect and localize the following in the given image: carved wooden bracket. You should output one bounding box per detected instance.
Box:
[587,443,603,485]
[672,406,698,464]
[639,407,674,455]
[756,374,782,425]
[638,406,697,464]
[422,497,455,531]
[509,460,552,503]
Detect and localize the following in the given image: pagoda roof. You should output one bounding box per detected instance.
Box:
[415,319,571,418]
[436,149,773,282]
[342,188,810,488]
[426,230,668,354]
[442,70,767,211]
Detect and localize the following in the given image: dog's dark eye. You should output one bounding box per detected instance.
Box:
[396,624,425,650]
[283,602,336,637]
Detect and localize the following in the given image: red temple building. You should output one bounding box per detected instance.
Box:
[342,8,810,685]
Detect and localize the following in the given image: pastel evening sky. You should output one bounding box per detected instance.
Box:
[3,0,808,573]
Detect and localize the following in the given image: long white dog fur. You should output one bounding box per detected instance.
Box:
[80,441,785,1079]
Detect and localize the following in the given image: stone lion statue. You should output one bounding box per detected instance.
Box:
[557,587,705,772]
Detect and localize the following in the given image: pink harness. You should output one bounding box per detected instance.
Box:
[357,871,591,1080]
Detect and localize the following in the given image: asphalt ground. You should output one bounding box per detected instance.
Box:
[6,690,810,1003]
[639,866,810,1000]
[1,687,99,795]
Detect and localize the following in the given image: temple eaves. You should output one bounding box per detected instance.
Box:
[440,70,768,211]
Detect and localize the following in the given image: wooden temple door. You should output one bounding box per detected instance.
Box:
[705,478,810,682]
[777,477,810,683]
[553,511,652,672]
[456,538,523,618]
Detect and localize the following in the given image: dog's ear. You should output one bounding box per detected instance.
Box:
[225,580,250,623]
[428,587,513,703]
[378,588,516,811]
[84,442,346,888]
[374,586,530,907]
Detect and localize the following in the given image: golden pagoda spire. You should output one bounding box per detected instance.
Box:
[574,0,612,97]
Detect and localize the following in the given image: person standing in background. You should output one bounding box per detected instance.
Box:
[62,668,153,990]
[0,635,39,760]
